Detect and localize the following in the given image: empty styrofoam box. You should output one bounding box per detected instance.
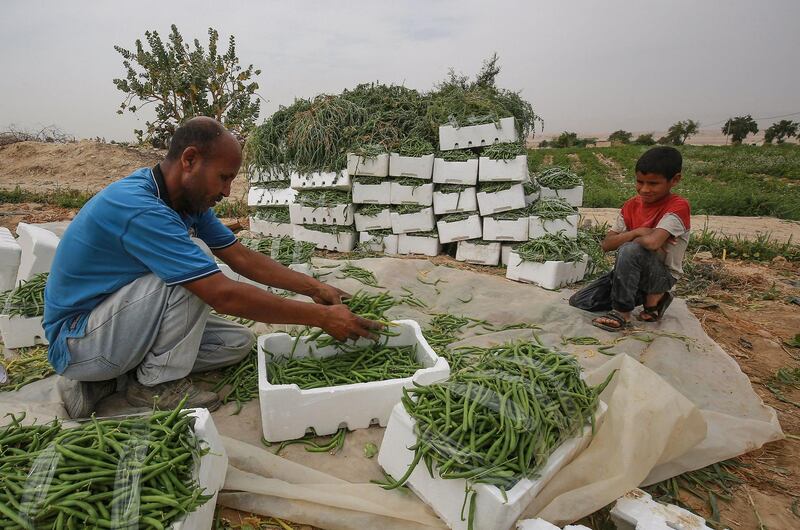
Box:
[478,155,529,182]
[456,241,501,265]
[610,489,712,530]
[352,180,392,205]
[397,234,441,257]
[290,170,351,191]
[439,116,519,151]
[436,214,482,244]
[389,153,434,180]
[501,244,516,266]
[516,519,592,530]
[391,207,436,234]
[0,315,48,349]
[483,216,529,242]
[359,232,399,255]
[477,184,526,216]
[390,181,434,206]
[433,187,478,215]
[354,208,393,231]
[257,320,449,441]
[539,185,584,207]
[15,223,60,283]
[0,227,22,292]
[506,252,588,290]
[528,214,579,239]
[248,218,294,238]
[247,186,297,207]
[289,203,354,226]
[293,226,357,252]
[432,158,479,185]
[379,400,607,530]
[347,153,390,177]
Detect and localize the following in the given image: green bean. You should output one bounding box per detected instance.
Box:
[478,181,516,193]
[438,149,477,161]
[528,197,578,220]
[295,189,352,208]
[251,206,291,224]
[1,273,48,318]
[514,233,584,263]
[0,347,54,392]
[481,142,526,160]
[397,137,434,157]
[536,166,582,190]
[336,263,382,287]
[239,235,315,265]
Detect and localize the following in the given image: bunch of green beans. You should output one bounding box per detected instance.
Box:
[239,236,315,265]
[515,233,585,263]
[536,167,582,190]
[435,184,471,195]
[351,143,387,159]
[252,206,291,224]
[0,398,211,530]
[267,343,422,389]
[296,189,352,208]
[384,341,613,530]
[528,197,578,220]
[212,345,259,415]
[438,150,477,162]
[481,142,526,160]
[397,137,434,157]
[263,427,347,456]
[406,230,439,238]
[363,228,393,238]
[438,212,474,223]
[394,204,428,215]
[357,204,389,217]
[302,224,356,235]
[336,263,381,287]
[487,207,530,221]
[344,290,398,320]
[399,287,427,309]
[1,273,48,318]
[352,176,385,185]
[289,96,365,173]
[0,347,53,392]
[478,181,516,193]
[523,179,540,196]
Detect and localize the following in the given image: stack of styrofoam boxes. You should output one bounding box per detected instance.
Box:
[350,152,395,254]
[247,167,297,238]
[289,169,356,252]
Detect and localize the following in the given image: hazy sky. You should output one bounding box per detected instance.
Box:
[1,0,798,141]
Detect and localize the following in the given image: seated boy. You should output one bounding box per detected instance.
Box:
[569,146,690,331]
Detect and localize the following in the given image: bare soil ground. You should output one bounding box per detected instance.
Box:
[594,152,627,182]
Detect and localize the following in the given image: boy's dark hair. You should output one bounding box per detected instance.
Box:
[635,146,682,180]
[165,117,226,161]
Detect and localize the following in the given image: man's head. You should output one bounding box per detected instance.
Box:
[634,146,682,204]
[165,117,242,214]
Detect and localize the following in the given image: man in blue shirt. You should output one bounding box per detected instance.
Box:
[44,117,380,418]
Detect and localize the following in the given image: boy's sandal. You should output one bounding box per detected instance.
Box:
[592,310,631,332]
[638,292,674,322]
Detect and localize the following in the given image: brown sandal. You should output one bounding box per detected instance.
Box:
[592,310,631,332]
[638,292,674,322]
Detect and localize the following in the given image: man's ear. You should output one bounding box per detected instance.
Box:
[670,172,682,187]
[180,146,199,172]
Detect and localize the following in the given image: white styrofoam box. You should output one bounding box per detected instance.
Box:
[248,167,289,184]
[438,116,519,151]
[436,214,482,244]
[358,232,399,255]
[0,315,47,349]
[171,408,228,530]
[290,170,351,191]
[478,155,529,182]
[379,401,607,530]
[610,489,712,530]
[516,519,592,530]
[390,207,436,234]
[477,184,526,216]
[352,180,392,205]
[528,214,579,239]
[0,227,22,292]
[539,185,584,207]
[390,181,434,206]
[456,241,501,265]
[397,234,441,257]
[483,216,529,242]
[354,207,393,232]
[257,320,449,442]
[248,218,294,238]
[524,188,541,207]
[389,153,434,180]
[289,203,354,226]
[506,252,588,290]
[293,226,357,252]
[432,187,478,215]
[347,153,390,177]
[501,244,516,266]
[15,223,60,283]
[432,158,479,185]
[247,186,297,207]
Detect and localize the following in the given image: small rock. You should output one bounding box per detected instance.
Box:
[695,251,713,260]
[772,256,788,265]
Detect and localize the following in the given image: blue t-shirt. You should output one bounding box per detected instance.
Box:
[44,166,237,373]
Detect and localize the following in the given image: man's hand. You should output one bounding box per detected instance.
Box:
[310,283,350,305]
[319,304,383,342]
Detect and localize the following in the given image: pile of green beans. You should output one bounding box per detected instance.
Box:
[481,142,526,160]
[239,236,315,265]
[528,197,578,221]
[296,189,352,208]
[406,230,439,238]
[515,233,585,263]
[399,287,427,309]
[252,206,291,224]
[438,212,473,223]
[344,290,397,320]
[357,204,389,217]
[394,204,428,215]
[0,399,212,529]
[523,179,540,196]
[258,180,292,190]
[351,144,387,159]
[536,167,582,190]
[352,176,385,185]
[0,347,53,392]
[435,184,471,195]
[267,343,422,389]
[438,150,477,162]
[384,341,613,529]
[478,181,516,193]
[487,207,530,221]
[302,224,356,235]
[397,137,434,157]
[1,273,48,318]
[394,177,428,189]
[212,345,259,415]
[337,263,381,287]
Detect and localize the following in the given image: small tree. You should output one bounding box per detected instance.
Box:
[608,130,632,144]
[763,120,798,144]
[114,25,261,147]
[722,115,759,145]
[633,133,656,145]
[660,119,699,145]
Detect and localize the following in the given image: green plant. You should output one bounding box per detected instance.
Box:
[634,133,656,145]
[763,120,798,144]
[608,130,632,144]
[722,115,759,145]
[659,119,699,146]
[549,132,595,148]
[113,25,261,147]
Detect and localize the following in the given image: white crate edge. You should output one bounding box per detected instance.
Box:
[477,184,526,216]
[289,170,351,191]
[390,208,436,234]
[528,215,579,239]
[257,320,450,442]
[358,232,399,255]
[397,234,441,257]
[0,315,47,349]
[539,185,584,207]
[438,116,518,151]
[436,214,482,244]
[15,222,60,283]
[352,181,393,205]
[247,186,297,207]
[483,217,530,242]
[389,153,434,179]
[432,188,478,215]
[0,227,22,292]
[347,153,390,177]
[378,400,607,530]
[456,241,501,266]
[293,226,357,252]
[610,489,713,530]
[248,218,294,238]
[289,203,354,226]
[432,158,479,185]
[501,244,516,266]
[478,155,528,182]
[390,181,434,206]
[506,252,589,290]
[354,208,393,231]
